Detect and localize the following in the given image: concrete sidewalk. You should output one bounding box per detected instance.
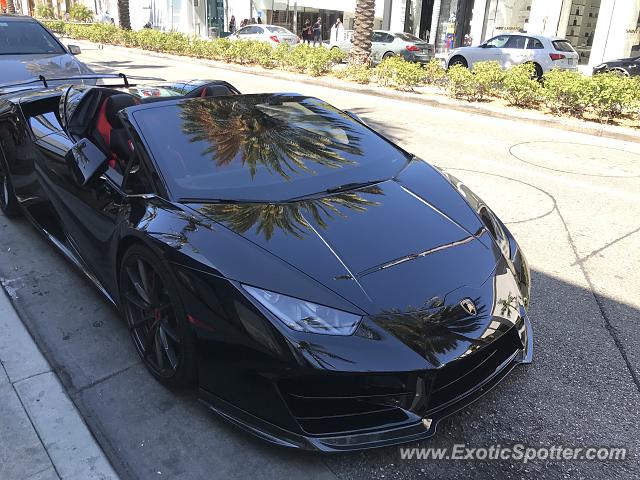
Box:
[0,288,118,480]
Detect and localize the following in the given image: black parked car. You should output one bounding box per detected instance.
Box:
[0,15,91,85]
[592,55,640,76]
[0,76,532,451]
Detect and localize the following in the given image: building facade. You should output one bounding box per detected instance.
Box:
[73,0,639,67]
[391,0,640,65]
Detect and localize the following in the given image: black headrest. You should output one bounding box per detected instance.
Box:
[106,94,137,128]
[184,85,234,98]
[110,128,133,161]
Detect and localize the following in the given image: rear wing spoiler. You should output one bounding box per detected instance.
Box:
[0,73,131,91]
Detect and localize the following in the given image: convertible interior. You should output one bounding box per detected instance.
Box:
[23,81,238,177]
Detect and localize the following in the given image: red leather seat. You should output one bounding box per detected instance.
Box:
[95,94,138,169]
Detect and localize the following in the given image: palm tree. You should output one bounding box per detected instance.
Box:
[349,0,376,65]
[117,0,131,29]
[179,96,363,181]
[6,0,16,14]
[198,187,383,241]
[371,302,487,366]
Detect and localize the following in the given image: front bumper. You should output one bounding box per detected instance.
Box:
[200,314,533,452]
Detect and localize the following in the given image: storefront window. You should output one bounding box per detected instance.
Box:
[564,0,601,65]
[482,0,532,39]
[625,5,640,57]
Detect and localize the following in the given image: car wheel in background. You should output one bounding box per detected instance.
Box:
[382,51,395,60]
[530,62,543,80]
[0,157,21,217]
[448,55,468,68]
[610,67,630,77]
[119,244,197,388]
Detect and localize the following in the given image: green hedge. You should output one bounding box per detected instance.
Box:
[44,21,640,123]
[43,21,345,76]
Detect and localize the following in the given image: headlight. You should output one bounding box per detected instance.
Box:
[242,285,362,335]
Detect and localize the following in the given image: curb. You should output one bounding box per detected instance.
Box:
[0,284,120,480]
[71,38,640,144]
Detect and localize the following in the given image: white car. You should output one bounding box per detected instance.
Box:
[229,24,298,46]
[447,34,579,78]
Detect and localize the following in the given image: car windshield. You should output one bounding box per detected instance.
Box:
[0,21,65,55]
[396,33,424,42]
[132,95,410,202]
[266,26,290,34]
[553,40,575,52]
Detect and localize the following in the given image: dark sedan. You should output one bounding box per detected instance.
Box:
[0,80,532,451]
[592,55,640,76]
[0,14,91,85]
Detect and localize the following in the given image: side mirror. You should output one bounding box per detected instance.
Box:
[68,44,82,55]
[65,139,108,186]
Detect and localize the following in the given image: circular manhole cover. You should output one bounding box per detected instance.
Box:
[447,169,555,224]
[510,141,640,178]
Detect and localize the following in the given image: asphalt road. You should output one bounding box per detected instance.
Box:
[1,41,639,479]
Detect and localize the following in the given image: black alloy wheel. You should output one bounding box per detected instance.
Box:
[0,158,21,217]
[120,245,196,387]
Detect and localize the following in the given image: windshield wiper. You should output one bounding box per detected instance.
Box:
[288,179,387,201]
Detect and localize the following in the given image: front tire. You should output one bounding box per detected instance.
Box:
[382,51,395,60]
[0,156,21,218]
[119,244,197,388]
[448,55,468,69]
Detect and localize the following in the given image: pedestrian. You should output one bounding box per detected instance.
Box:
[313,17,322,46]
[257,16,262,24]
[302,19,312,44]
[330,17,344,44]
[240,19,248,28]
[229,15,236,34]
[250,17,256,25]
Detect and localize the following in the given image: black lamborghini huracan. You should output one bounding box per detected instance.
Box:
[0,75,532,451]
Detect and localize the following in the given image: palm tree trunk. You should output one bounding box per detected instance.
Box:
[349,0,376,65]
[6,0,16,14]
[117,0,131,29]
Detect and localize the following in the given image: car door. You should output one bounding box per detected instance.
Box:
[371,31,393,63]
[33,133,128,290]
[524,36,545,66]
[472,35,511,67]
[237,25,261,40]
[498,35,527,67]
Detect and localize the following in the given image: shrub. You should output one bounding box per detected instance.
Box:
[44,20,65,34]
[69,3,94,23]
[422,58,446,87]
[36,3,55,19]
[542,69,589,117]
[584,72,637,122]
[374,56,425,91]
[446,64,481,101]
[502,63,542,108]
[272,43,293,68]
[471,61,504,99]
[303,46,343,76]
[335,64,372,84]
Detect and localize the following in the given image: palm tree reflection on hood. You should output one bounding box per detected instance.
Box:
[198,186,384,241]
[179,95,363,180]
[371,302,487,366]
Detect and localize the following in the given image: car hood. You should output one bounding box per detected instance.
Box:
[187,161,504,317]
[0,53,92,86]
